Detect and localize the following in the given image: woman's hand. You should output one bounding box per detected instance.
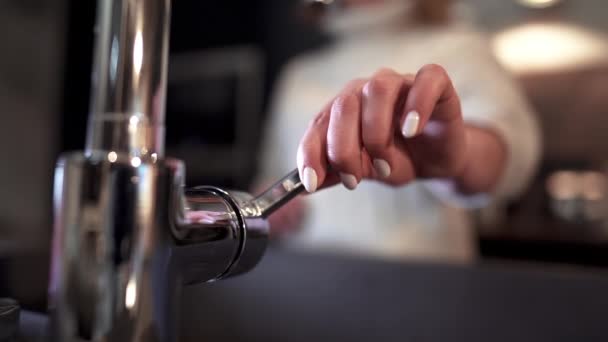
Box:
[297,65,507,194]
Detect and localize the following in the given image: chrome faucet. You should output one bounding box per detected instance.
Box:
[49,1,304,341]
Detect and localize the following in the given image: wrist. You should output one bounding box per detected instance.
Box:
[453,125,508,195]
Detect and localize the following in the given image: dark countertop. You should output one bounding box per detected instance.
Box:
[8,247,608,341]
[180,247,608,342]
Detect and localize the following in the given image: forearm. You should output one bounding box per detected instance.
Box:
[454,125,508,195]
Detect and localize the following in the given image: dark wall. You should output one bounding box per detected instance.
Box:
[0,0,66,251]
[0,0,67,310]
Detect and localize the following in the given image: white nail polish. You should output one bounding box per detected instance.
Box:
[373,159,391,179]
[340,173,358,190]
[402,111,420,138]
[302,167,318,193]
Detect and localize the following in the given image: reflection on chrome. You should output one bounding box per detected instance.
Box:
[129,115,140,127]
[125,277,137,310]
[133,31,144,76]
[110,37,119,82]
[130,156,142,167]
[107,151,118,163]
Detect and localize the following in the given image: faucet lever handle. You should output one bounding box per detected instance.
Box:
[251,169,305,218]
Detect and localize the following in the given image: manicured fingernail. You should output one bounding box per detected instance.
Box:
[373,159,391,179]
[402,110,420,138]
[340,173,358,190]
[302,167,318,193]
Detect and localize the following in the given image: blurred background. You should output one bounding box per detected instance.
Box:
[1,0,608,322]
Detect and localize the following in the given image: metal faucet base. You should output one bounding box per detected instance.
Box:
[50,152,268,341]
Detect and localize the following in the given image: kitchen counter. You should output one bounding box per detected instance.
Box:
[11,247,608,341]
[180,247,608,342]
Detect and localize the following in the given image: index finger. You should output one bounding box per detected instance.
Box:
[297,79,366,192]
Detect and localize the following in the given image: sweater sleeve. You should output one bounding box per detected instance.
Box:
[424,32,542,208]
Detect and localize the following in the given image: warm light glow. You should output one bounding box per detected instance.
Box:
[131,157,142,168]
[546,171,580,200]
[151,153,158,163]
[133,31,143,75]
[108,151,118,163]
[492,23,608,73]
[125,278,137,309]
[516,0,561,9]
[580,172,606,201]
[546,171,607,201]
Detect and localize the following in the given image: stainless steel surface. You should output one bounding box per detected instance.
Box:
[49,1,303,341]
[246,169,305,218]
[86,0,169,158]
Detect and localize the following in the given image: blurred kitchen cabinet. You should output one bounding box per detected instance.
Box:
[0,0,67,310]
[520,65,608,163]
[166,47,265,188]
[478,63,608,266]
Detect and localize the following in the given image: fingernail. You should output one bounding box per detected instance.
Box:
[402,110,420,138]
[340,173,358,190]
[373,159,391,179]
[302,167,318,193]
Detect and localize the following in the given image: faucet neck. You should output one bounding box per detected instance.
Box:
[86,0,171,159]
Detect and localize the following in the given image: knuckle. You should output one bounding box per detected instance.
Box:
[403,73,416,83]
[373,67,399,77]
[419,63,448,79]
[418,64,453,95]
[331,93,358,116]
[363,136,388,154]
[345,78,366,89]
[364,77,394,98]
[310,110,328,128]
